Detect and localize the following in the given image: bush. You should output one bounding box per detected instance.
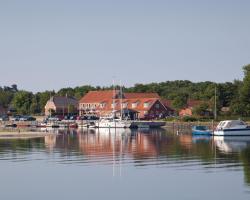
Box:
[182,116,198,122]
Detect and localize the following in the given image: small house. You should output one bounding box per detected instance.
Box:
[45,96,78,116]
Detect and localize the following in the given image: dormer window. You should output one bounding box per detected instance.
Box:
[122,103,128,108]
[132,101,139,108]
[144,102,150,108]
[100,103,106,108]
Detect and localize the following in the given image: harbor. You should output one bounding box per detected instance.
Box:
[0,128,250,200]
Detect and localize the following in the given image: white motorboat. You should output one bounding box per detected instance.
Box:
[95,80,131,129]
[95,117,131,128]
[213,120,250,136]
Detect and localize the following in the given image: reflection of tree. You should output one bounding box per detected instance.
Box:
[0,138,44,153]
[240,147,250,186]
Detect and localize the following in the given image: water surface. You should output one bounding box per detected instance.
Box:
[0,128,250,200]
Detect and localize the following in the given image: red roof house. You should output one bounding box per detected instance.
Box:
[79,90,172,120]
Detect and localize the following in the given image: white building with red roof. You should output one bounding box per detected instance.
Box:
[79,90,172,120]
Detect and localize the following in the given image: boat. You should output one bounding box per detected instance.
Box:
[213,120,250,136]
[95,81,131,129]
[192,125,212,135]
[96,117,131,128]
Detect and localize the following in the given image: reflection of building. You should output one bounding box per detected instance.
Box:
[79,90,172,119]
[44,135,57,151]
[45,96,78,116]
[77,129,158,159]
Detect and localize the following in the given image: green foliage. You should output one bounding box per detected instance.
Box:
[182,116,198,122]
[236,64,250,116]
[0,65,249,117]
[0,84,18,108]
[192,103,210,116]
[172,95,188,110]
[12,91,33,114]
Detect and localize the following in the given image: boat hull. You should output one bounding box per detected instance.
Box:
[192,130,212,136]
[213,128,250,136]
[96,121,131,128]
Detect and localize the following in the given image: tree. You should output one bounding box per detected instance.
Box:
[30,95,41,114]
[12,91,33,114]
[193,103,210,116]
[172,95,188,110]
[239,64,250,116]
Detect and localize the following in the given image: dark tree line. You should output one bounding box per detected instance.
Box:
[0,65,249,116]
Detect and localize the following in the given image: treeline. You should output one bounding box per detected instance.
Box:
[0,64,249,116]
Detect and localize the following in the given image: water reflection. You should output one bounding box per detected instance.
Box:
[0,128,250,186]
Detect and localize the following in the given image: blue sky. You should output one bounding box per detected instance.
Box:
[0,0,249,92]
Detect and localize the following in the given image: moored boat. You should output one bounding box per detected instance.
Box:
[213,120,250,136]
[95,117,131,128]
[192,126,212,135]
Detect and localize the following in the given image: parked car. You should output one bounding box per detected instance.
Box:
[19,116,36,121]
[47,117,60,121]
[0,115,9,121]
[79,115,99,120]
[10,115,21,121]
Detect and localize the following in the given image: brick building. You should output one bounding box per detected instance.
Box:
[45,96,78,116]
[79,90,172,120]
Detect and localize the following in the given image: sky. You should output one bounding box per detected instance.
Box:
[0,0,249,92]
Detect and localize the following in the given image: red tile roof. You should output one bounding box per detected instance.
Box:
[79,90,115,103]
[79,90,160,104]
[124,93,160,99]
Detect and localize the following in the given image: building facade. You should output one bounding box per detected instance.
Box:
[45,96,78,116]
[79,90,172,120]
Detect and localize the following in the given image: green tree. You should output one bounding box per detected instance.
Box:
[30,95,41,114]
[172,95,187,110]
[193,103,210,116]
[12,91,33,114]
[239,64,250,116]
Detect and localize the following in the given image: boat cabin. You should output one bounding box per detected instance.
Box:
[216,120,248,130]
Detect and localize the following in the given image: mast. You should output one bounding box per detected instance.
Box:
[214,85,217,121]
[112,79,115,119]
[120,81,123,120]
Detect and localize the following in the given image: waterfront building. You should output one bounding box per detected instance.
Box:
[79,90,172,120]
[44,96,78,116]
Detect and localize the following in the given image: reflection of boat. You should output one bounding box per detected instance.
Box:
[214,136,250,153]
[192,135,211,143]
[192,126,212,135]
[213,120,250,136]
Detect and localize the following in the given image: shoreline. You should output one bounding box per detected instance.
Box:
[0,131,53,139]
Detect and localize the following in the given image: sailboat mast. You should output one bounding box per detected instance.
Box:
[214,86,217,121]
[112,80,115,118]
[120,81,123,120]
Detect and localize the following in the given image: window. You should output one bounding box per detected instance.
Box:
[144,103,149,108]
[122,103,128,108]
[155,103,160,109]
[132,103,137,108]
[100,103,106,108]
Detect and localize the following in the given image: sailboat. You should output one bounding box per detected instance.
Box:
[95,82,132,129]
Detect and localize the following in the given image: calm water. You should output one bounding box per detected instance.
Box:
[0,128,250,200]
